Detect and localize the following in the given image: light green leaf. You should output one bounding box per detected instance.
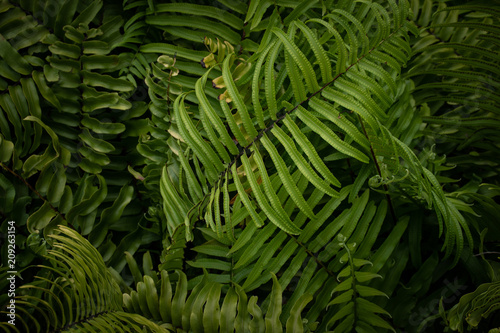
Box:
[295,106,369,163]
[231,163,265,229]
[272,27,320,93]
[261,134,315,220]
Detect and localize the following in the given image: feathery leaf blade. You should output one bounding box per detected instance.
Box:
[272,27,320,93]
[271,125,339,197]
[231,163,265,229]
[261,134,316,220]
[240,152,301,234]
[295,20,333,83]
[174,93,222,180]
[222,56,258,139]
[295,106,369,163]
[282,113,340,187]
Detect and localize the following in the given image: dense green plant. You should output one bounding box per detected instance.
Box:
[1,0,499,332]
[0,0,160,275]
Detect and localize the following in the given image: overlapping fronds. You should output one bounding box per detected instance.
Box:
[154,0,470,263]
[406,0,500,262]
[0,226,165,332]
[448,280,500,332]
[151,3,421,330]
[0,0,158,274]
[146,1,496,330]
[408,1,500,172]
[165,1,410,237]
[326,236,394,332]
[182,187,410,330]
[2,0,499,332]
[123,268,315,332]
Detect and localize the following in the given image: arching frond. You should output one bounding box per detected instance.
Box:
[0,226,165,332]
[165,2,411,239]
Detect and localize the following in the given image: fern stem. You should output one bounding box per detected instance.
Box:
[291,235,335,277]
[357,116,398,223]
[344,244,358,331]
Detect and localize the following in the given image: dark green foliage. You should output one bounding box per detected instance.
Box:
[0,0,160,277]
[0,0,499,332]
[0,226,165,332]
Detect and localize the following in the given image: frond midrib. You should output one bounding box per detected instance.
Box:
[189,19,412,227]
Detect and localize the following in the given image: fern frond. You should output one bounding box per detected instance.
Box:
[166,3,415,240]
[0,226,165,332]
[122,267,314,332]
[327,237,395,332]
